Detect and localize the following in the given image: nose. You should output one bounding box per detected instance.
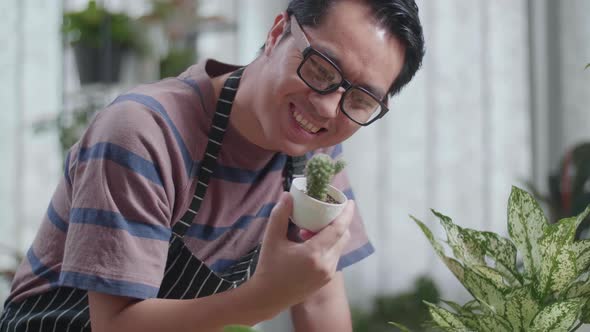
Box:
[308,88,344,119]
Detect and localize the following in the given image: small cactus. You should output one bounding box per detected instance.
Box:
[305,153,346,202]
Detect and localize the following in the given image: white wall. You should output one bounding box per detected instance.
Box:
[0,0,62,301]
[344,0,532,308]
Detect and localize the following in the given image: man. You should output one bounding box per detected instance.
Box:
[0,0,424,331]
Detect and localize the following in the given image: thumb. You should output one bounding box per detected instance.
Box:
[263,192,293,244]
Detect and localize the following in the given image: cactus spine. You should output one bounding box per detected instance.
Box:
[305,153,346,202]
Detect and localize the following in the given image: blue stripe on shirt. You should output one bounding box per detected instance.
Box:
[343,188,355,200]
[331,144,343,158]
[27,248,60,286]
[213,154,286,183]
[70,208,171,241]
[305,144,343,160]
[47,203,68,233]
[337,242,375,271]
[191,153,286,183]
[112,93,194,176]
[60,271,159,299]
[186,203,276,241]
[79,142,164,187]
[209,259,238,273]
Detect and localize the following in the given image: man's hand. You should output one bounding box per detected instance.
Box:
[251,192,353,309]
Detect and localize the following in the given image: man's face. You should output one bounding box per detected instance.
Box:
[255,0,405,156]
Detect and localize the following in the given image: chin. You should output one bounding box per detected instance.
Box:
[276,140,317,156]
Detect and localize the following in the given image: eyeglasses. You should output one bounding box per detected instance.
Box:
[290,16,389,126]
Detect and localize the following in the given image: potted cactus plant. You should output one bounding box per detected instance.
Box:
[394,186,590,331]
[290,153,348,232]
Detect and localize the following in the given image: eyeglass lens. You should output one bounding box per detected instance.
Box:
[299,53,383,124]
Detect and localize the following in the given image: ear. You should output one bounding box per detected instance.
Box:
[264,12,289,56]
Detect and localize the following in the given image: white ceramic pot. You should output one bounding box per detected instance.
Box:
[289,177,348,232]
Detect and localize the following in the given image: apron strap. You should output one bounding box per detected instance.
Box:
[283,155,307,191]
[172,67,245,238]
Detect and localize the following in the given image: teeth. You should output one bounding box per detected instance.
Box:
[293,110,320,134]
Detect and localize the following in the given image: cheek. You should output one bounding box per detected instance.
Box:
[330,116,360,141]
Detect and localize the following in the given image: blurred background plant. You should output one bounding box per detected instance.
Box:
[63,0,146,84]
[139,0,233,78]
[528,142,590,240]
[352,276,440,332]
[40,0,236,156]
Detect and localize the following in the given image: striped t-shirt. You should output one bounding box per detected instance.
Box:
[6,59,374,304]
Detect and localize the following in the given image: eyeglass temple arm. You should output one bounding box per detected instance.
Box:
[290,16,310,51]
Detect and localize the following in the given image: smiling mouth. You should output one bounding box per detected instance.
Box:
[291,107,326,134]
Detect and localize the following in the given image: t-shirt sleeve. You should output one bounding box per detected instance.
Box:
[59,100,187,299]
[310,144,375,271]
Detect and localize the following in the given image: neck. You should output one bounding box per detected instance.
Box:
[211,63,273,151]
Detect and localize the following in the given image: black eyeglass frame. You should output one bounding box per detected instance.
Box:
[291,17,390,126]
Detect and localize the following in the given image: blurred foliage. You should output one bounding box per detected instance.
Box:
[528,142,590,240]
[33,98,100,158]
[160,47,196,78]
[62,0,144,52]
[352,276,440,332]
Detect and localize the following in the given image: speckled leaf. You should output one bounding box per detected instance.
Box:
[529,299,585,332]
[459,315,512,332]
[428,211,517,288]
[572,239,590,272]
[566,274,590,298]
[504,286,540,331]
[508,187,548,282]
[507,187,548,281]
[571,206,590,271]
[441,300,466,314]
[463,300,486,314]
[411,215,445,256]
[433,210,485,267]
[471,265,508,290]
[581,299,590,323]
[411,216,465,282]
[424,301,468,330]
[463,229,521,285]
[388,322,412,332]
[538,216,580,298]
[463,267,506,316]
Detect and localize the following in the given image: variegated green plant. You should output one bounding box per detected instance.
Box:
[400,186,590,332]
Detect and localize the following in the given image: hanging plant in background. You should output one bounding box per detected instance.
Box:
[395,187,590,331]
[62,0,145,84]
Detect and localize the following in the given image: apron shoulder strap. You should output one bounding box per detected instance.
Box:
[172,67,245,238]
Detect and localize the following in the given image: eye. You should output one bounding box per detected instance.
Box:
[309,57,335,81]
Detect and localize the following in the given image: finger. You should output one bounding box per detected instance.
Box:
[263,192,293,244]
[307,200,355,251]
[326,228,351,261]
[299,229,316,241]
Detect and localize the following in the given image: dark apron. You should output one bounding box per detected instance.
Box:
[0,68,305,331]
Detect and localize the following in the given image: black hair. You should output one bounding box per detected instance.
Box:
[274,0,425,97]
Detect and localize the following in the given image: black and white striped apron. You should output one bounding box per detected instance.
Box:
[0,67,304,331]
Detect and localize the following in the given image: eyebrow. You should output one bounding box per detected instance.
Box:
[313,44,387,99]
